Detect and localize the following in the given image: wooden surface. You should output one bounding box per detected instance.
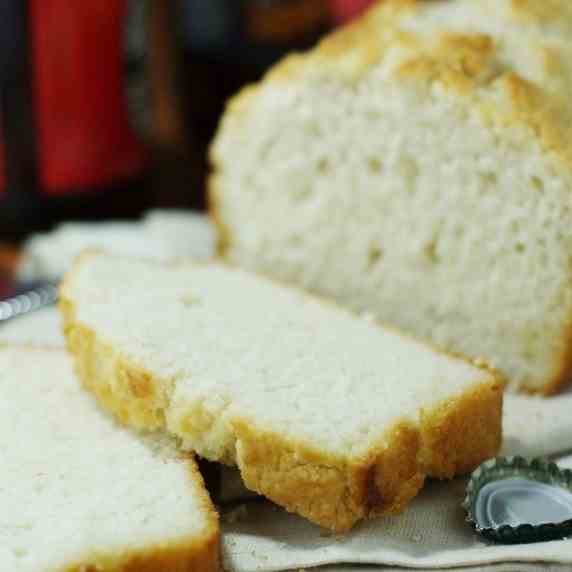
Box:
[0,245,19,299]
[0,244,19,277]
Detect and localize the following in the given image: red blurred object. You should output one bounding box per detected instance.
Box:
[30,0,147,196]
[329,0,375,23]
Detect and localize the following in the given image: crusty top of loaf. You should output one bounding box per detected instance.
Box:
[214,0,572,171]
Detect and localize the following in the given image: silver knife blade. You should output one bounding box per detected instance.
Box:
[0,283,59,323]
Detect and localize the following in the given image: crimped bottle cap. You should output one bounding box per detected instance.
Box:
[463,456,572,544]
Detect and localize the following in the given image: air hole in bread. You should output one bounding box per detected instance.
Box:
[181,293,201,306]
[367,245,383,269]
[317,158,331,174]
[368,157,383,174]
[424,237,441,264]
[481,171,498,188]
[292,185,314,203]
[398,155,419,193]
[13,549,28,559]
[531,176,545,193]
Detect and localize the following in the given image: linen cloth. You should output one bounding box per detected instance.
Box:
[221,451,572,571]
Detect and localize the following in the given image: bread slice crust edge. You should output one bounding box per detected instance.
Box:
[59,463,220,572]
[61,292,503,532]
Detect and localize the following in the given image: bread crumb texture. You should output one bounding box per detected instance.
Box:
[61,254,503,532]
[0,346,220,572]
[210,0,572,395]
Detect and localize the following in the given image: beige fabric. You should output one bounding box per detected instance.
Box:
[221,453,572,572]
[17,209,216,282]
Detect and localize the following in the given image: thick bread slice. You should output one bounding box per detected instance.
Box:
[61,252,503,532]
[209,0,572,395]
[0,345,219,572]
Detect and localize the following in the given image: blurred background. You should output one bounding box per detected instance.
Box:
[0,0,376,243]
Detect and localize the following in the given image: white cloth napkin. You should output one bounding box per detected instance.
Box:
[16,209,216,283]
[1,210,217,348]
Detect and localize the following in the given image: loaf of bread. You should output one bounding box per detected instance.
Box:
[61,252,503,532]
[210,0,572,395]
[0,345,219,572]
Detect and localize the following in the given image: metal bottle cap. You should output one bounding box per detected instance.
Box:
[463,456,572,544]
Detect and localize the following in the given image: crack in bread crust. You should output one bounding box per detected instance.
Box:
[61,293,503,532]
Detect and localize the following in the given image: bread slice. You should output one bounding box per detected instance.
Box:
[209,0,572,395]
[60,252,503,532]
[0,345,219,572]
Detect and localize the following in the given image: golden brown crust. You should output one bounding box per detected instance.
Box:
[207,174,232,258]
[509,0,572,24]
[61,282,502,532]
[395,38,572,171]
[210,0,572,173]
[61,511,220,572]
[538,318,572,396]
[396,32,497,93]
[233,377,502,532]
[231,416,431,531]
[494,73,572,168]
[545,366,572,396]
[419,380,504,477]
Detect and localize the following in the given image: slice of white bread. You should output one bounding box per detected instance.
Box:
[60,252,503,532]
[0,345,219,572]
[209,0,572,395]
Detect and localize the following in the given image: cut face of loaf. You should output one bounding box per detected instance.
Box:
[61,253,503,532]
[0,346,219,572]
[210,0,572,395]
